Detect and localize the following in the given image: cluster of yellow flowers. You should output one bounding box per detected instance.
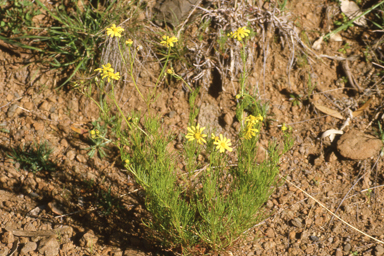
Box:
[94,63,121,82]
[244,114,263,140]
[228,26,250,41]
[96,24,178,81]
[186,124,233,153]
[90,129,100,139]
[160,35,178,48]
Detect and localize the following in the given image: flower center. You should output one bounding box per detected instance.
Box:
[194,133,201,140]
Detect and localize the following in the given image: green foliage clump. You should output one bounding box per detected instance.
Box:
[8,141,56,173]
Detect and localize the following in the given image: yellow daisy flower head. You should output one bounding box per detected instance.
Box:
[214,134,233,153]
[95,63,114,75]
[160,35,178,48]
[106,24,124,38]
[124,159,130,165]
[126,39,133,46]
[244,126,259,140]
[245,115,261,125]
[101,71,121,83]
[235,94,241,99]
[211,133,219,142]
[167,68,174,75]
[233,26,250,41]
[185,124,207,145]
[281,123,288,131]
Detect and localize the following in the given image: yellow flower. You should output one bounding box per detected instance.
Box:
[125,159,130,165]
[245,115,262,125]
[160,35,178,48]
[90,129,99,139]
[126,39,133,46]
[186,124,207,145]
[233,26,250,41]
[167,68,174,75]
[244,126,259,140]
[235,94,241,99]
[95,63,114,75]
[106,24,124,38]
[211,133,219,142]
[281,123,287,131]
[101,71,121,83]
[214,134,233,153]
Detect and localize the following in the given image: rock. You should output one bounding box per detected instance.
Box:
[344,243,351,253]
[376,245,384,256]
[66,150,76,161]
[38,235,60,256]
[289,231,296,240]
[61,243,74,253]
[0,248,9,256]
[23,102,34,110]
[33,121,44,131]
[337,130,383,160]
[223,113,233,127]
[153,0,201,27]
[265,228,275,238]
[20,241,37,255]
[310,235,319,242]
[39,101,50,111]
[291,218,303,228]
[80,230,98,247]
[76,154,87,163]
[335,248,343,256]
[1,231,14,244]
[7,104,19,118]
[198,103,223,135]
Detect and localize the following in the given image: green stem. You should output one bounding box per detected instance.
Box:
[110,82,149,137]
[118,42,145,101]
[149,47,171,106]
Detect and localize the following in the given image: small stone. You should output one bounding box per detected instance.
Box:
[168,111,176,118]
[23,102,34,110]
[265,228,275,238]
[61,243,74,253]
[6,94,13,101]
[344,243,351,253]
[50,113,59,122]
[76,154,87,163]
[1,231,14,244]
[337,130,383,160]
[291,218,303,228]
[79,230,98,247]
[266,200,274,208]
[376,245,384,256]
[7,104,19,118]
[289,231,296,240]
[310,235,319,242]
[223,113,233,126]
[33,121,44,131]
[38,235,60,256]
[66,151,76,161]
[20,241,37,255]
[335,248,343,256]
[39,101,50,111]
[0,248,9,256]
[68,98,79,113]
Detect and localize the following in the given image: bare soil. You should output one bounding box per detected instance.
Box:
[1,0,384,255]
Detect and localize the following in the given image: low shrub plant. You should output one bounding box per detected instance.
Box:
[76,24,295,254]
